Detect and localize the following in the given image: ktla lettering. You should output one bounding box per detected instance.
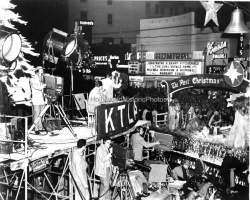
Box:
[105,102,138,133]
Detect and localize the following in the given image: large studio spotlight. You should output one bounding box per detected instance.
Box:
[43,28,68,64]
[61,32,90,66]
[61,21,91,67]
[0,28,22,65]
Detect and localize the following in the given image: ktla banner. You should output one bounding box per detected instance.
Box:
[96,100,138,140]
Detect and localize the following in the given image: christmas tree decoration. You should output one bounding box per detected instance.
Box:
[200,0,223,26]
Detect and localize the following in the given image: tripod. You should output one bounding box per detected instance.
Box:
[28,99,77,137]
[111,169,135,200]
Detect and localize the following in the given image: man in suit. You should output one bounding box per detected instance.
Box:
[195,153,206,176]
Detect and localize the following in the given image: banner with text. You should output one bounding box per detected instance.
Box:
[168,74,249,94]
[145,60,203,76]
[96,100,138,140]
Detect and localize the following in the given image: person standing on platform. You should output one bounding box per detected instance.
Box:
[220,149,239,196]
[101,71,122,101]
[208,111,222,127]
[174,99,181,129]
[30,66,46,134]
[169,100,177,131]
[69,139,90,200]
[131,126,160,162]
[195,153,206,177]
[87,80,104,114]
[95,137,113,200]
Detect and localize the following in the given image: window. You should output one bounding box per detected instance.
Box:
[155,4,159,15]
[160,6,165,15]
[107,0,112,5]
[80,0,87,2]
[175,8,178,15]
[80,11,87,20]
[103,37,114,45]
[146,3,150,15]
[170,7,173,16]
[107,14,112,25]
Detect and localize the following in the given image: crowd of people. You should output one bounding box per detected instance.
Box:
[69,125,248,200]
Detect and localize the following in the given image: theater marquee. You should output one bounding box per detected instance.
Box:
[145,60,203,76]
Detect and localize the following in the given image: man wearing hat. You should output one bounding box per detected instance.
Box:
[30,66,46,134]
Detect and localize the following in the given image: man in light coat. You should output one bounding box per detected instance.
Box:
[101,71,122,101]
[69,139,89,200]
[95,137,112,200]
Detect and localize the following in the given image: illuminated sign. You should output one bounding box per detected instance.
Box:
[238,34,244,57]
[234,57,250,62]
[207,41,227,60]
[155,53,190,60]
[117,65,129,68]
[94,55,119,61]
[129,76,144,82]
[79,20,94,26]
[128,61,140,74]
[82,68,91,74]
[145,61,202,76]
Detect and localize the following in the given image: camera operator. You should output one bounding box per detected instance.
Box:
[95,137,112,200]
[131,126,160,163]
[30,66,46,134]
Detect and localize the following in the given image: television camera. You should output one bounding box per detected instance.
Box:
[42,73,64,102]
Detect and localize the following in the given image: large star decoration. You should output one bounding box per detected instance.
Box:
[200,0,223,26]
[223,61,244,87]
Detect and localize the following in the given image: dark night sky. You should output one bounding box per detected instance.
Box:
[11,0,68,65]
[9,0,250,66]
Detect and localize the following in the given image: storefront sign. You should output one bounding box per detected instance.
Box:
[79,20,94,26]
[238,34,244,57]
[96,100,138,139]
[155,53,190,60]
[145,61,202,76]
[128,61,140,74]
[30,157,48,172]
[168,74,248,94]
[129,76,144,82]
[207,41,227,60]
[234,57,250,62]
[206,65,226,74]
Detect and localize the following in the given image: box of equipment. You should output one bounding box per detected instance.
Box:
[43,117,62,132]
[112,144,133,169]
[154,133,173,151]
[0,142,13,154]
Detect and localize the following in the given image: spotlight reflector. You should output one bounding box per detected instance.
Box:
[61,33,90,66]
[0,30,22,63]
[43,28,68,64]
